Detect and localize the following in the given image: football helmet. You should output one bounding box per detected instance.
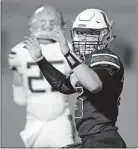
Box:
[71,9,114,59]
[28,5,65,39]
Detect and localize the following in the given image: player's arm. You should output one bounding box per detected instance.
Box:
[12,72,26,105]
[62,46,103,93]
[25,31,102,93]
[24,34,76,95]
[41,25,102,93]
[8,48,26,106]
[37,57,76,94]
[89,54,124,96]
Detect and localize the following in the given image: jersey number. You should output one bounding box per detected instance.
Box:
[27,61,64,93]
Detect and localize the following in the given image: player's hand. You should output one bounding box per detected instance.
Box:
[42,24,66,43]
[54,26,70,55]
[42,24,70,55]
[23,34,43,62]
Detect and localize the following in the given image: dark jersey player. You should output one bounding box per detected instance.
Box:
[24,8,126,148]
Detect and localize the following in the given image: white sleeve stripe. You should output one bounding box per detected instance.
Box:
[90,61,120,69]
[92,53,118,59]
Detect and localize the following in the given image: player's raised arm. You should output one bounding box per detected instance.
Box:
[60,42,103,93]
[24,34,75,94]
[42,24,103,93]
[8,46,26,105]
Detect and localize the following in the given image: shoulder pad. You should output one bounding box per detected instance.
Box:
[10,42,25,53]
[90,49,120,69]
[8,42,25,70]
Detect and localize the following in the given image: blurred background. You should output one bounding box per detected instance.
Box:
[1,0,137,147]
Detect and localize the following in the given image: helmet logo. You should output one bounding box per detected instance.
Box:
[96,21,101,24]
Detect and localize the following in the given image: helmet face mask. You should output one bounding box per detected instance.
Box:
[71,9,114,59]
[71,27,110,59]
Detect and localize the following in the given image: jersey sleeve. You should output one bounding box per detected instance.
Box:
[37,57,76,95]
[88,52,124,96]
[8,43,22,73]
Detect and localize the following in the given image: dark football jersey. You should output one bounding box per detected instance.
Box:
[37,48,124,138]
[74,48,124,138]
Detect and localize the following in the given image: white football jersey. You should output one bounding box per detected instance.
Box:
[8,41,71,121]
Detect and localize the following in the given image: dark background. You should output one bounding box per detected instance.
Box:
[1,0,137,147]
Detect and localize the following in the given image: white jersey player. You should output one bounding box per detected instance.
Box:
[8,5,75,148]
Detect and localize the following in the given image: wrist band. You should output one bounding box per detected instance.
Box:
[35,55,44,62]
[64,51,82,69]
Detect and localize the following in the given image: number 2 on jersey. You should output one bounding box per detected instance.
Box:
[27,61,64,93]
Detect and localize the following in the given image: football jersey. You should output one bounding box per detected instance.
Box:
[74,48,124,138]
[8,41,71,121]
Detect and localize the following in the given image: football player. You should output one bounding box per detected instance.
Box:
[8,5,75,148]
[24,8,126,148]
